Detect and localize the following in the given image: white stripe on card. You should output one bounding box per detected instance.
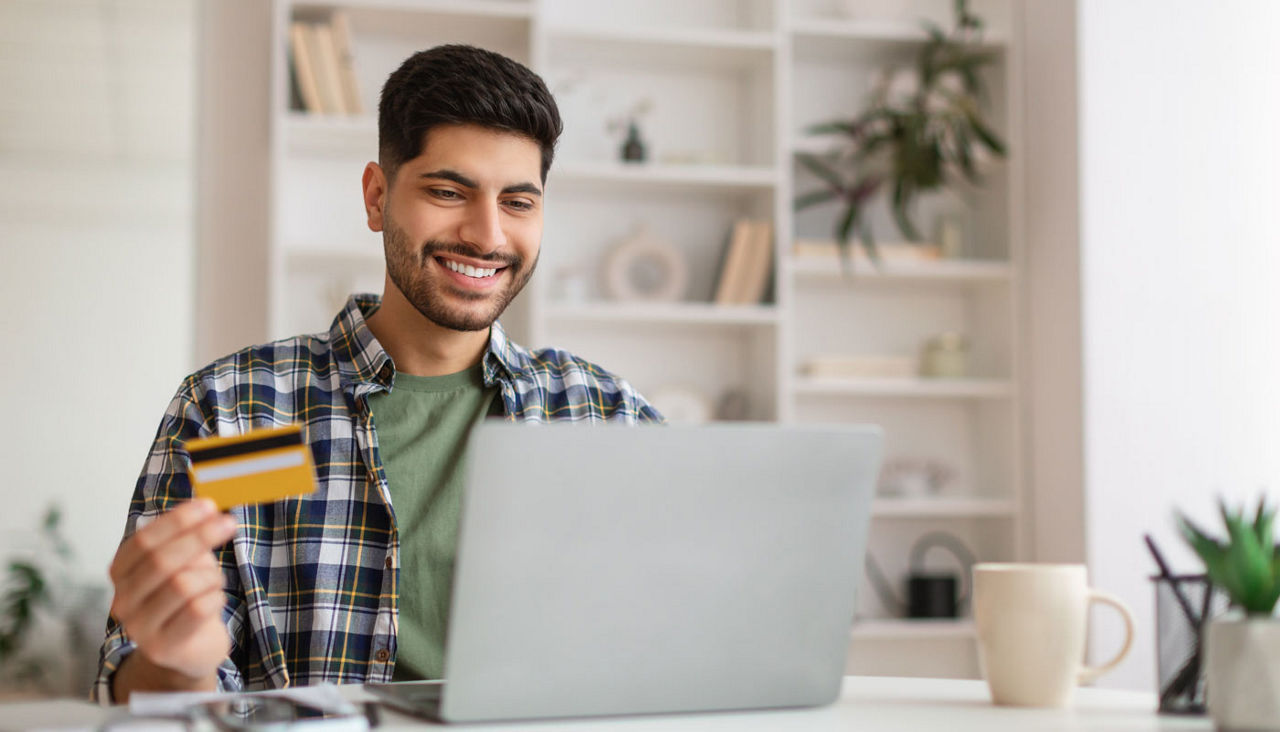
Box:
[195,451,305,482]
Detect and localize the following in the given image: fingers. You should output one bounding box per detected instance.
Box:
[106,501,238,683]
[137,602,232,680]
[114,554,224,646]
[158,590,231,643]
[110,509,237,607]
[111,499,226,580]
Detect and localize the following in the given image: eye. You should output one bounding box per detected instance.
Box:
[428,188,462,201]
[503,198,535,212]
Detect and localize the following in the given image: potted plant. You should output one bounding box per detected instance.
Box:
[1179,498,1280,730]
[0,506,107,699]
[794,0,1006,262]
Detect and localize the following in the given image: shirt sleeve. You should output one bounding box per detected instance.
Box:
[626,383,666,424]
[92,378,247,703]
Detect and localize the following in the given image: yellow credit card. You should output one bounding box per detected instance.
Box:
[187,424,318,510]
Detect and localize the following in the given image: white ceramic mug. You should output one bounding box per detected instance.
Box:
[973,563,1135,707]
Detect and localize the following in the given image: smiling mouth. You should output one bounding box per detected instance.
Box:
[438,257,505,280]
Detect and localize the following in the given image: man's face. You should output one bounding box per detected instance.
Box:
[369,124,544,332]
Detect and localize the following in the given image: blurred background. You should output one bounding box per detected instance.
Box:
[1,0,1277,700]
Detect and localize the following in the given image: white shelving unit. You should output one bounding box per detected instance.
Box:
[266,0,1024,680]
[853,619,976,640]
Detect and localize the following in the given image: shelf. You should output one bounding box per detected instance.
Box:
[851,619,975,641]
[787,256,1013,286]
[872,497,1016,518]
[283,113,374,156]
[321,0,533,19]
[544,302,779,328]
[261,7,1029,685]
[551,161,778,192]
[791,135,848,156]
[793,377,1015,399]
[283,248,382,270]
[789,17,1005,64]
[545,25,775,72]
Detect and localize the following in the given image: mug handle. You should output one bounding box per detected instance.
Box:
[1077,589,1135,684]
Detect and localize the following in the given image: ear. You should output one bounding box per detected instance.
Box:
[362,162,388,232]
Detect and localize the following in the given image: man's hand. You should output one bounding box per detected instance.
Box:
[107,498,237,700]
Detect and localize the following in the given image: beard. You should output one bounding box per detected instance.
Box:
[382,218,538,332]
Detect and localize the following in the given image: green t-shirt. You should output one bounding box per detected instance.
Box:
[368,363,500,680]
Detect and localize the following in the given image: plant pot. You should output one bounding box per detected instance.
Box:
[1207,614,1280,730]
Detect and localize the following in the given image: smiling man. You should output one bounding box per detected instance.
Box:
[94,45,662,703]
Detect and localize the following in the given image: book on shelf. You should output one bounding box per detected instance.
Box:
[713,219,774,306]
[287,16,364,116]
[712,219,753,305]
[310,23,348,115]
[288,22,322,114]
[329,11,365,116]
[738,220,774,304]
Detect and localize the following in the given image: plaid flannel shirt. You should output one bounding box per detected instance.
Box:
[93,293,662,702]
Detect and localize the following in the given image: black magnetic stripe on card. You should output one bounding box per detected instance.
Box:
[188,431,303,464]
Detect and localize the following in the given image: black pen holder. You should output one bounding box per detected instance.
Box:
[1152,574,1228,715]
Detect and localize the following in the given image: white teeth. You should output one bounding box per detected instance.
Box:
[444,259,497,278]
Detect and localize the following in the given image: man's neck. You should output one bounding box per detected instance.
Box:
[365,290,490,377]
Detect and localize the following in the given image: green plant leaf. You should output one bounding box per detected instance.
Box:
[806,121,860,137]
[794,189,840,210]
[860,220,880,266]
[1179,513,1233,589]
[953,125,976,181]
[835,198,861,246]
[964,109,1006,156]
[795,152,846,192]
[1253,498,1274,550]
[890,180,923,241]
[0,560,49,663]
[935,49,1002,76]
[1211,500,1280,614]
[42,507,60,533]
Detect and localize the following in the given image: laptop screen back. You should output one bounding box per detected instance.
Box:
[441,423,882,722]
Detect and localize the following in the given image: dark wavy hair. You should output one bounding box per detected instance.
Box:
[377,44,562,184]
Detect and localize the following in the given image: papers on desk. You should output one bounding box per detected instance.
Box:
[127,683,368,730]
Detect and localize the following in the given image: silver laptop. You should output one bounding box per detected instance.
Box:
[369,422,882,723]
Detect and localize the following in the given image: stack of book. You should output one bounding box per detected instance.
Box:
[712,219,774,305]
[289,12,364,116]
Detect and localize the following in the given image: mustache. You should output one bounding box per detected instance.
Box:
[420,240,521,268]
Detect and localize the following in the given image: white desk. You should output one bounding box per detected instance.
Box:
[3,677,1212,731]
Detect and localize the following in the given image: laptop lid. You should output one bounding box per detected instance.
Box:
[440,422,882,723]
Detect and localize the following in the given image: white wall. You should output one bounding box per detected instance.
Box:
[0,0,197,583]
[1079,0,1280,690]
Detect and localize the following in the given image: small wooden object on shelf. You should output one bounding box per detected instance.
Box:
[329,11,364,116]
[714,219,773,305]
[288,22,322,114]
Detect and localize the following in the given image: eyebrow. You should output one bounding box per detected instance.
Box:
[419,168,542,197]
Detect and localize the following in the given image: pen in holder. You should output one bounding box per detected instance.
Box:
[1144,534,1229,715]
[1151,573,1227,714]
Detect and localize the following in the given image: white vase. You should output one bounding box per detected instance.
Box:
[1207,614,1280,730]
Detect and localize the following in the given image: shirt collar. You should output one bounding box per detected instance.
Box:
[329,294,394,390]
[483,317,531,387]
[329,293,529,391]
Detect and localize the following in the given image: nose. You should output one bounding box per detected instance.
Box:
[457,197,507,254]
